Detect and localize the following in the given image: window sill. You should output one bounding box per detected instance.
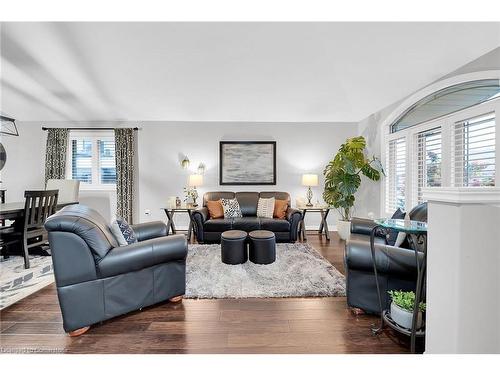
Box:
[79,185,116,193]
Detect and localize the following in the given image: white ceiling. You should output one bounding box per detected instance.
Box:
[1,22,500,122]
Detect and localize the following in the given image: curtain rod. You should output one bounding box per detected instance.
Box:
[42,127,139,131]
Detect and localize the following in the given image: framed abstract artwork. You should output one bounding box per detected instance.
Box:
[219,141,276,185]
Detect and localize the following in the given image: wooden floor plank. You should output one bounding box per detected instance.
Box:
[0,231,411,354]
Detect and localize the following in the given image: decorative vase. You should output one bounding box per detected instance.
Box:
[390,302,423,330]
[337,220,351,240]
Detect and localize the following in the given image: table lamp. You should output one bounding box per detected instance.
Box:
[302,174,318,207]
[188,174,203,207]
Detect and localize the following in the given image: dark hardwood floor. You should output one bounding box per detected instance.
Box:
[0,232,411,354]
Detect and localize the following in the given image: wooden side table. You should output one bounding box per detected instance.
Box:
[162,206,197,241]
[296,206,331,241]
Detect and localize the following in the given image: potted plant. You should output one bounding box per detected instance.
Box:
[322,136,384,240]
[388,290,426,330]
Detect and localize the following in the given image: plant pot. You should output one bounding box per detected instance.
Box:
[337,220,351,240]
[390,302,423,330]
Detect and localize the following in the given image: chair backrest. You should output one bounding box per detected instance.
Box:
[24,190,59,230]
[46,179,80,203]
[45,204,118,260]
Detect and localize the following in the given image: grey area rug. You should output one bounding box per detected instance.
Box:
[185,243,346,298]
[0,255,54,309]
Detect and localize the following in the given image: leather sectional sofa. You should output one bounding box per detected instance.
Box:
[344,202,427,314]
[192,191,302,243]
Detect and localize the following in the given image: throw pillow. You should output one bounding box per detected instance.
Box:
[257,197,275,218]
[386,208,405,246]
[394,212,410,247]
[206,200,224,219]
[220,198,243,218]
[273,199,289,219]
[110,216,137,246]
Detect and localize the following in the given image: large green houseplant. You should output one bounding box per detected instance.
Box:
[323,136,384,240]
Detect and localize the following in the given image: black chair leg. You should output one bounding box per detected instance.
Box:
[22,235,30,269]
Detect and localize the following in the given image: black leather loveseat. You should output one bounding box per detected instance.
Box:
[192,191,302,243]
[344,203,427,314]
[45,204,187,335]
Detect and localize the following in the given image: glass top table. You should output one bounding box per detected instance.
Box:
[374,218,427,234]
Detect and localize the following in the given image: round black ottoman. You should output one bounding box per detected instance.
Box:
[248,230,276,265]
[221,230,248,265]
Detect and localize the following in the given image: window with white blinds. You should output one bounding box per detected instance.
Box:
[71,140,93,183]
[415,128,442,203]
[67,132,116,189]
[453,113,496,187]
[385,137,406,212]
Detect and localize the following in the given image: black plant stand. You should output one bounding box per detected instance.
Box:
[369,218,428,353]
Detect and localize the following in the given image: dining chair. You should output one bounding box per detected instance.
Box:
[46,179,80,203]
[20,190,59,268]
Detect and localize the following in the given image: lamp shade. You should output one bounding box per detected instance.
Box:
[188,174,203,187]
[302,174,318,187]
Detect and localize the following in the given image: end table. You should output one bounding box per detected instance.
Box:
[162,206,197,241]
[369,218,427,353]
[296,205,332,241]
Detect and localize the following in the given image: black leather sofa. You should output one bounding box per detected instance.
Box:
[44,204,187,334]
[192,191,302,243]
[344,203,427,314]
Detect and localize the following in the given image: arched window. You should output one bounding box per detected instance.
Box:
[384,79,500,213]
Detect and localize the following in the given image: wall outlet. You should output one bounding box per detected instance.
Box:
[144,209,151,216]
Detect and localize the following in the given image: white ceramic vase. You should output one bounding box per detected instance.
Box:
[337,220,351,240]
[390,302,423,330]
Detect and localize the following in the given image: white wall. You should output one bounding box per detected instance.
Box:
[137,122,357,229]
[1,121,357,230]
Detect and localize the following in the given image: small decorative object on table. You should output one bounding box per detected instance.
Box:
[175,196,181,208]
[302,174,318,207]
[369,217,427,353]
[187,174,203,207]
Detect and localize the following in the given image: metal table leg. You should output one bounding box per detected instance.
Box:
[407,233,427,353]
[370,225,386,335]
[164,209,176,235]
[319,209,330,240]
[301,210,308,241]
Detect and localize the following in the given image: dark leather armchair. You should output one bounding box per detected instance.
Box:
[344,203,427,314]
[192,191,302,243]
[45,204,187,334]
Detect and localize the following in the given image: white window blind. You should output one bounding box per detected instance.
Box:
[98,140,117,184]
[453,113,496,187]
[386,137,406,212]
[71,139,93,183]
[415,127,442,204]
[68,132,116,189]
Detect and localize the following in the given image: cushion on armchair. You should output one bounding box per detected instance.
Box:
[110,217,137,246]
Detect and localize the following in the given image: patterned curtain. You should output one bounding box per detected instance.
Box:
[44,128,68,183]
[115,128,135,223]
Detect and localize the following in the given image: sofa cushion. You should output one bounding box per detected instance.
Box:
[260,218,290,232]
[221,198,243,218]
[206,200,224,219]
[204,219,233,232]
[257,197,275,218]
[235,192,259,216]
[232,217,261,232]
[273,199,288,219]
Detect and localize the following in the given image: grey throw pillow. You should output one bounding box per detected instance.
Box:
[220,198,243,218]
[110,217,138,246]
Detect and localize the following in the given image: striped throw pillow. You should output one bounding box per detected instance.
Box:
[257,197,275,218]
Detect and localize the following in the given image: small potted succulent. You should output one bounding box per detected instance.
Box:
[388,290,426,330]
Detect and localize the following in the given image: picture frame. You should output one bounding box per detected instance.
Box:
[219,141,276,185]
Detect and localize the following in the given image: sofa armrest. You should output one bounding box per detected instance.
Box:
[97,234,187,278]
[345,239,422,279]
[192,207,208,243]
[286,207,302,242]
[351,217,385,238]
[132,221,168,242]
